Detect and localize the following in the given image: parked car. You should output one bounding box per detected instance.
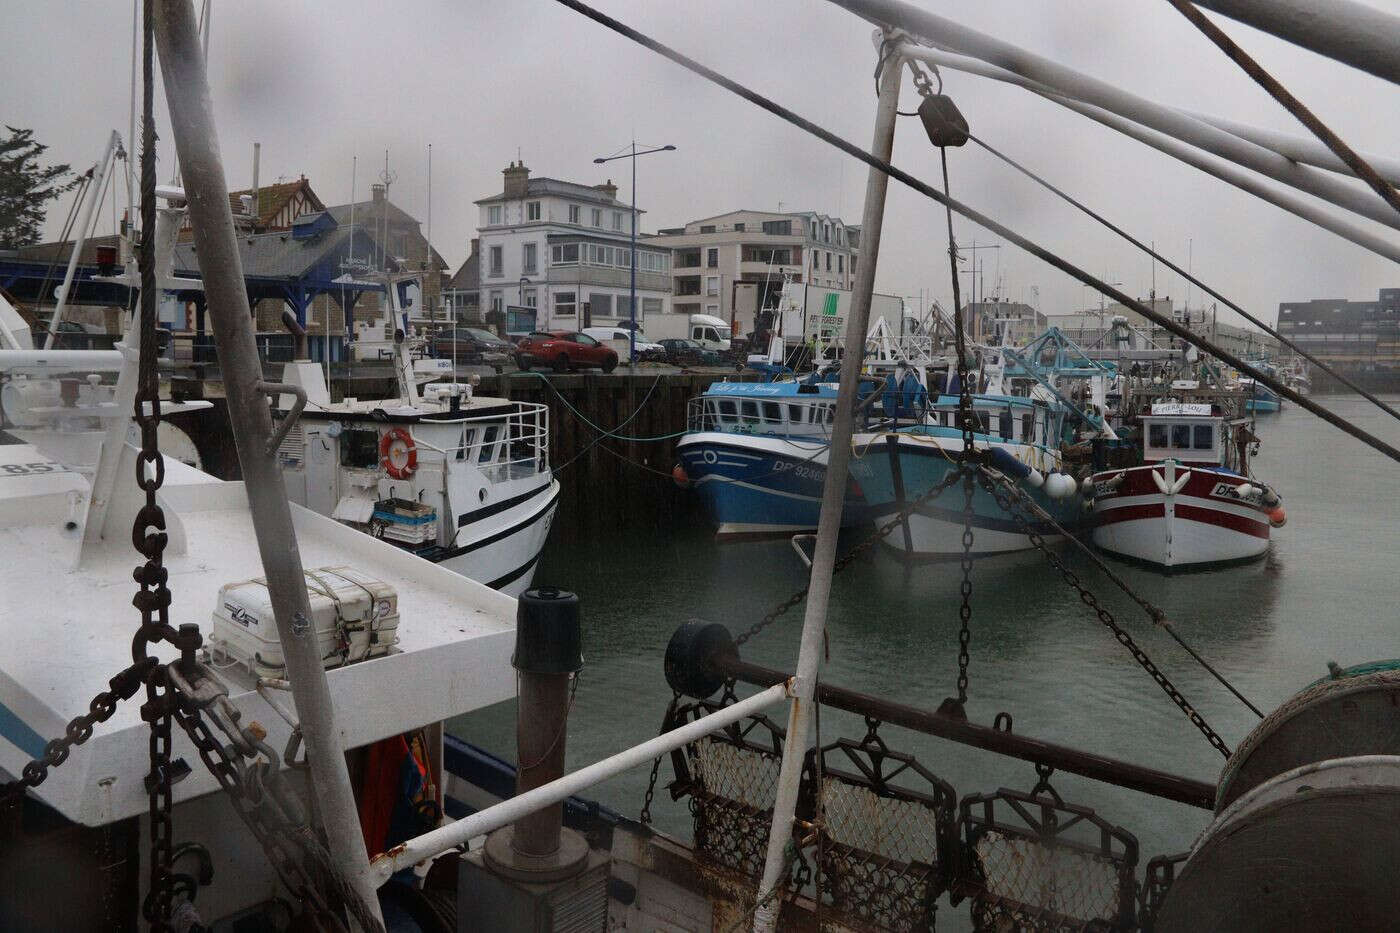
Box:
[515,331,619,373]
[657,337,723,367]
[581,326,665,362]
[431,327,512,371]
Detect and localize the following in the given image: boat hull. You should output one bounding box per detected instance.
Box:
[851,433,1084,559]
[676,432,866,538]
[1244,397,1281,413]
[1090,463,1272,570]
[430,478,561,596]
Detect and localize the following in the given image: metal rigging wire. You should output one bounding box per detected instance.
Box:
[1167,0,1400,219]
[963,130,1400,424]
[550,0,1400,468]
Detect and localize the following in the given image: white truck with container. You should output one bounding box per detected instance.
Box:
[643,312,733,351]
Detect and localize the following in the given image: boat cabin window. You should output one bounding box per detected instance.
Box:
[341,429,380,469]
[1146,418,1219,458]
[1021,412,1033,442]
[718,399,737,422]
[788,404,804,424]
[457,428,475,461]
[1149,424,1169,448]
[1171,424,1192,449]
[762,401,783,422]
[740,400,760,426]
[478,425,499,464]
[1193,424,1214,450]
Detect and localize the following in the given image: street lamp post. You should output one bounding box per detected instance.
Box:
[594,142,676,365]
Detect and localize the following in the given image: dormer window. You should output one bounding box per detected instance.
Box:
[487,205,502,225]
[526,201,541,221]
[569,204,580,224]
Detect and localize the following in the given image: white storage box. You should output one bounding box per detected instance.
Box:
[372,499,439,546]
[209,566,401,677]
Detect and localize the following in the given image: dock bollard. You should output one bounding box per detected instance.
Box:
[483,587,589,882]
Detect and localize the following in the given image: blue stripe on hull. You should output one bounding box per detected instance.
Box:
[678,439,867,533]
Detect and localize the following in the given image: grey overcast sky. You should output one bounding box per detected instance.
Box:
[5,0,1399,327]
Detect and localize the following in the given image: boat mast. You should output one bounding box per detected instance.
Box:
[149,2,383,926]
[752,33,903,932]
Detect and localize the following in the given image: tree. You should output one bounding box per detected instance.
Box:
[0,126,78,248]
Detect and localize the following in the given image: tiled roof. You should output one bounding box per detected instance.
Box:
[227,178,323,228]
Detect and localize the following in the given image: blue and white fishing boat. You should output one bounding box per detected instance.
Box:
[1241,376,1283,413]
[675,380,870,538]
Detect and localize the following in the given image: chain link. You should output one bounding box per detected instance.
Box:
[978,469,1232,758]
[955,471,974,708]
[639,692,682,825]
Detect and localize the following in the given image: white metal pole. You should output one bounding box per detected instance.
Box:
[901,45,1400,266]
[366,681,790,884]
[1194,0,1400,86]
[45,131,121,348]
[752,40,903,933]
[1186,111,1400,184]
[828,0,1400,232]
[150,3,383,927]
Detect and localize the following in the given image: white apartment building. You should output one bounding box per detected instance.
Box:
[475,161,672,330]
[655,209,859,336]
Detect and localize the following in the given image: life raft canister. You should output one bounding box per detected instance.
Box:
[380,427,418,479]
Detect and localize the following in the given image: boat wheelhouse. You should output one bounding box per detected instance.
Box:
[675,380,868,538]
[1091,401,1284,570]
[851,392,1088,558]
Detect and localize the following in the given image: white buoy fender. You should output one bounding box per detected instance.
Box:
[1025,468,1044,488]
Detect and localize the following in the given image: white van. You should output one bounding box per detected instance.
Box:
[582,326,664,357]
[645,313,732,352]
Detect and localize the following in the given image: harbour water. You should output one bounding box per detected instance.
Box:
[451,394,1400,906]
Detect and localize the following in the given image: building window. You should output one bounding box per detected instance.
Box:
[488,205,502,225]
[617,248,631,269]
[812,250,819,270]
[489,245,503,277]
[588,293,613,317]
[522,242,537,274]
[761,220,792,236]
[706,248,718,268]
[613,211,624,231]
[568,204,580,224]
[838,254,844,273]
[551,243,579,264]
[700,225,716,234]
[489,290,503,313]
[705,304,719,314]
[616,295,633,318]
[823,223,830,243]
[825,252,832,272]
[555,291,576,316]
[526,201,541,221]
[523,288,537,308]
[734,223,745,232]
[706,276,719,297]
[591,208,602,227]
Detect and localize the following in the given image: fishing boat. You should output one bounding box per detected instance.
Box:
[674,379,869,538]
[851,389,1090,557]
[275,281,559,597]
[1091,395,1285,570]
[1240,375,1283,413]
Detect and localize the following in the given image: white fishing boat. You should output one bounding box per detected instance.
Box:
[275,280,559,597]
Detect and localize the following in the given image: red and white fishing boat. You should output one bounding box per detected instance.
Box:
[1090,401,1285,570]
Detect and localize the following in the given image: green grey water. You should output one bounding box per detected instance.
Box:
[450,395,1399,911]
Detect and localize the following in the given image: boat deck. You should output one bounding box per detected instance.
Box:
[0,453,516,825]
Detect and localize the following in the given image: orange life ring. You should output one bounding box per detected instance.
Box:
[379,427,418,480]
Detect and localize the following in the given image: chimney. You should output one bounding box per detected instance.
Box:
[371,182,386,203]
[503,160,531,199]
[595,178,618,201]
[469,236,479,257]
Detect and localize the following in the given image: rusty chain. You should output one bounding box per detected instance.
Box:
[639,691,682,826]
[978,468,1232,758]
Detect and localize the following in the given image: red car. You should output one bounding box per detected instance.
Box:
[515,331,619,373]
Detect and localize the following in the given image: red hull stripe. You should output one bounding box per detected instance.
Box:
[1095,501,1269,538]
[1174,503,1271,539]
[1095,503,1165,526]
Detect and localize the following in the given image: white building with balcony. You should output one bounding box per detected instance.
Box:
[654,209,859,338]
[474,161,673,330]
